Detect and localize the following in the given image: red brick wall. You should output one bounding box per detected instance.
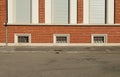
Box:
[115,0,120,24]
[7,25,120,43]
[39,0,45,23]
[77,0,83,23]
[0,0,6,43]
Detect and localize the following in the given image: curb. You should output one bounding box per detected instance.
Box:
[0,50,120,54]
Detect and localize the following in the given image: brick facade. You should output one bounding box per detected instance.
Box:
[115,0,120,23]
[0,0,6,43]
[6,25,120,43]
[77,0,83,23]
[0,0,120,45]
[39,0,45,23]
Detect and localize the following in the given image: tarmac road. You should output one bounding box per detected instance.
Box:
[0,53,120,77]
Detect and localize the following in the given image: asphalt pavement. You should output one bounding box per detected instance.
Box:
[0,46,120,77]
[0,53,120,77]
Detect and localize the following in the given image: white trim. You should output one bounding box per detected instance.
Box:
[14,33,31,44]
[8,0,13,23]
[83,0,89,24]
[70,0,77,24]
[1,43,120,46]
[91,34,107,44]
[53,34,70,44]
[13,0,16,23]
[32,0,39,23]
[107,0,114,24]
[45,0,52,24]
[51,0,54,24]
[7,23,120,26]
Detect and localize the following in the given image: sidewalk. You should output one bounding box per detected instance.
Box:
[0,46,120,54]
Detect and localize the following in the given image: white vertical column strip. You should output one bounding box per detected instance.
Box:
[107,0,114,24]
[8,0,13,23]
[70,0,77,24]
[32,0,39,23]
[45,0,52,24]
[83,0,89,24]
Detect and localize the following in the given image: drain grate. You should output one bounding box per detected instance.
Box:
[54,49,63,54]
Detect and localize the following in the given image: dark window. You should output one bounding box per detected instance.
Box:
[56,36,68,43]
[18,36,29,43]
[93,36,105,43]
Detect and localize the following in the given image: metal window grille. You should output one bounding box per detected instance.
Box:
[18,36,29,43]
[93,36,105,43]
[56,36,68,43]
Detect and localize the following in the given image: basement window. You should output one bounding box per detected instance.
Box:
[54,34,70,44]
[18,36,29,43]
[15,34,31,43]
[92,34,107,44]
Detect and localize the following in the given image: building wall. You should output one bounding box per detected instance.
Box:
[39,0,45,23]
[77,0,83,23]
[38,0,120,24]
[0,0,120,45]
[115,0,120,23]
[0,0,6,43]
[7,25,120,43]
[39,0,83,24]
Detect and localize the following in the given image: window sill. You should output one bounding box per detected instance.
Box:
[5,23,120,26]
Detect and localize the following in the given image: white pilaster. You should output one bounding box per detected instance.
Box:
[45,0,52,24]
[107,0,114,24]
[83,0,89,24]
[32,0,39,23]
[70,0,77,24]
[8,0,13,23]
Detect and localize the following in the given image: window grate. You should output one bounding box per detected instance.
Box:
[93,36,105,43]
[55,36,68,43]
[18,36,29,43]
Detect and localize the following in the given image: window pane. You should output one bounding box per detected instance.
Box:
[16,0,31,23]
[94,36,105,43]
[90,0,105,24]
[56,36,68,43]
[53,0,68,24]
[18,36,29,43]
